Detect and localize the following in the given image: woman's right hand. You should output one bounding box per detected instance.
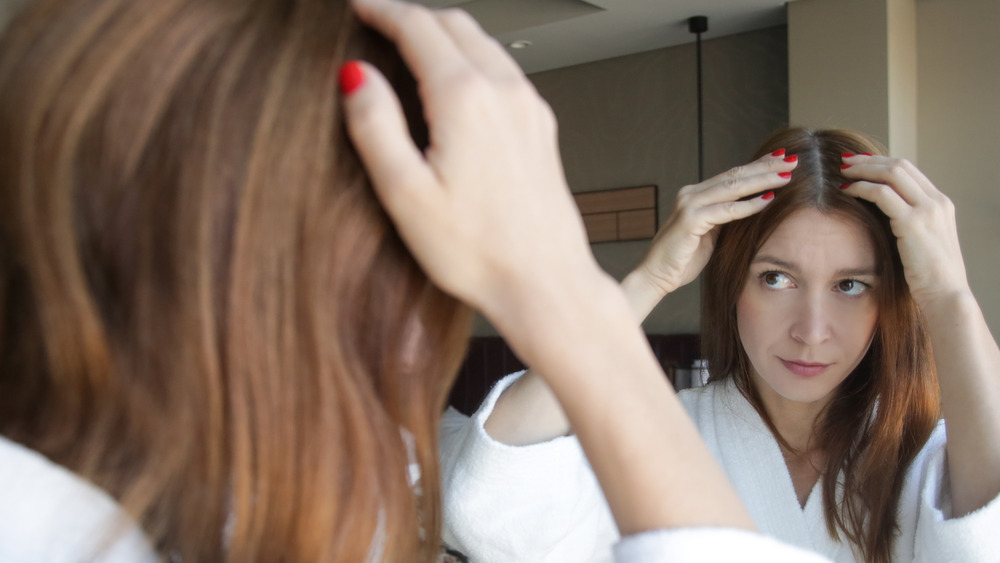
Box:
[623,152,798,320]
[343,0,602,346]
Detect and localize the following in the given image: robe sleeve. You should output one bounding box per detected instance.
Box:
[439,371,619,563]
[903,421,1000,562]
[614,528,833,563]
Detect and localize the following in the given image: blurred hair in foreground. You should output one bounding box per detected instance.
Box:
[0,0,472,560]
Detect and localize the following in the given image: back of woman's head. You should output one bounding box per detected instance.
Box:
[701,128,939,563]
[0,0,471,560]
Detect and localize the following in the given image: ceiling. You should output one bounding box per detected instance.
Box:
[415,0,789,74]
[0,1,790,74]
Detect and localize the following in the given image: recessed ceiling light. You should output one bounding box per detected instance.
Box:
[508,40,532,50]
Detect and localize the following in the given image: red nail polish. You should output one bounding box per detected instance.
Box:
[842,153,856,158]
[860,152,873,156]
[783,154,797,163]
[761,191,775,200]
[339,61,365,95]
[771,148,785,157]
[778,172,792,179]
[839,183,851,190]
[840,164,852,170]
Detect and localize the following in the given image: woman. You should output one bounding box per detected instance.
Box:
[0,0,828,560]
[0,0,475,559]
[441,128,1000,562]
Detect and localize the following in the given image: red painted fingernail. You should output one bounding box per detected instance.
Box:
[771,148,785,157]
[840,164,852,170]
[839,183,851,190]
[761,191,775,200]
[778,172,792,179]
[783,154,797,163]
[842,152,856,158]
[339,61,365,95]
[860,152,873,156]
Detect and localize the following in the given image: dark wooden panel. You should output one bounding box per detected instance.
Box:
[448,334,700,415]
[617,208,657,240]
[574,185,656,215]
[581,212,618,243]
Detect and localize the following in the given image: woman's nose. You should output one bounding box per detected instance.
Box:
[789,295,832,345]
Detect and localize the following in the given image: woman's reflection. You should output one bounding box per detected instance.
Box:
[440,128,1000,562]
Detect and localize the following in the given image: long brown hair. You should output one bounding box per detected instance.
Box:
[701,128,940,563]
[0,0,472,560]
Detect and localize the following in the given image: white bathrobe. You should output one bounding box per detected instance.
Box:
[0,427,824,563]
[0,436,157,562]
[440,371,1000,563]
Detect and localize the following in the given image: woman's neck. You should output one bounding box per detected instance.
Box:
[752,379,830,454]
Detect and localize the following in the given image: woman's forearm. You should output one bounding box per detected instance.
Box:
[484,266,668,446]
[922,290,1000,516]
[495,272,754,535]
[484,370,570,445]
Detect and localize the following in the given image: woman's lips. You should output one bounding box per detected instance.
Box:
[780,358,830,378]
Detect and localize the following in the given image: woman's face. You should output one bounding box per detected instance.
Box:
[736,208,879,409]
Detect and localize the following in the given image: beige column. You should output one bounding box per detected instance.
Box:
[916,0,1000,335]
[788,0,917,160]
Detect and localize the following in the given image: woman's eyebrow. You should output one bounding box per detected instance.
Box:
[751,255,798,272]
[751,255,878,278]
[836,268,879,278]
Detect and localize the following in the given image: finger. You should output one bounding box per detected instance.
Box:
[340,61,443,225]
[352,0,472,88]
[686,168,793,207]
[841,155,933,206]
[691,191,778,232]
[435,8,524,81]
[839,180,912,219]
[685,151,797,205]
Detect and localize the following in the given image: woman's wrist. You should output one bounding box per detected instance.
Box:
[915,287,978,326]
[621,265,670,323]
[485,265,631,378]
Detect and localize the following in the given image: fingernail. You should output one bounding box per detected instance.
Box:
[778,172,792,179]
[839,183,851,190]
[840,164,852,170]
[783,154,797,163]
[771,148,785,157]
[860,152,873,156]
[339,61,365,95]
[761,191,775,200]
[842,152,856,158]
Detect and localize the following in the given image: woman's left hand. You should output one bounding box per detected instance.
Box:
[840,154,971,308]
[843,157,1000,518]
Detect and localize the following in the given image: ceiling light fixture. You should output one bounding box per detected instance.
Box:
[507,39,532,49]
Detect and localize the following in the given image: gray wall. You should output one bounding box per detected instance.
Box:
[473,26,789,335]
[916,0,1000,336]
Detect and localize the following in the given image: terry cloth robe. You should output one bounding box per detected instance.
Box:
[440,371,1000,563]
[612,528,832,563]
[0,436,157,562]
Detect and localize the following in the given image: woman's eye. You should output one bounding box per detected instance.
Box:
[761,272,792,289]
[836,279,869,296]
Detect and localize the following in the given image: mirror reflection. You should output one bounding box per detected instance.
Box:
[0,0,995,561]
[441,0,1000,561]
